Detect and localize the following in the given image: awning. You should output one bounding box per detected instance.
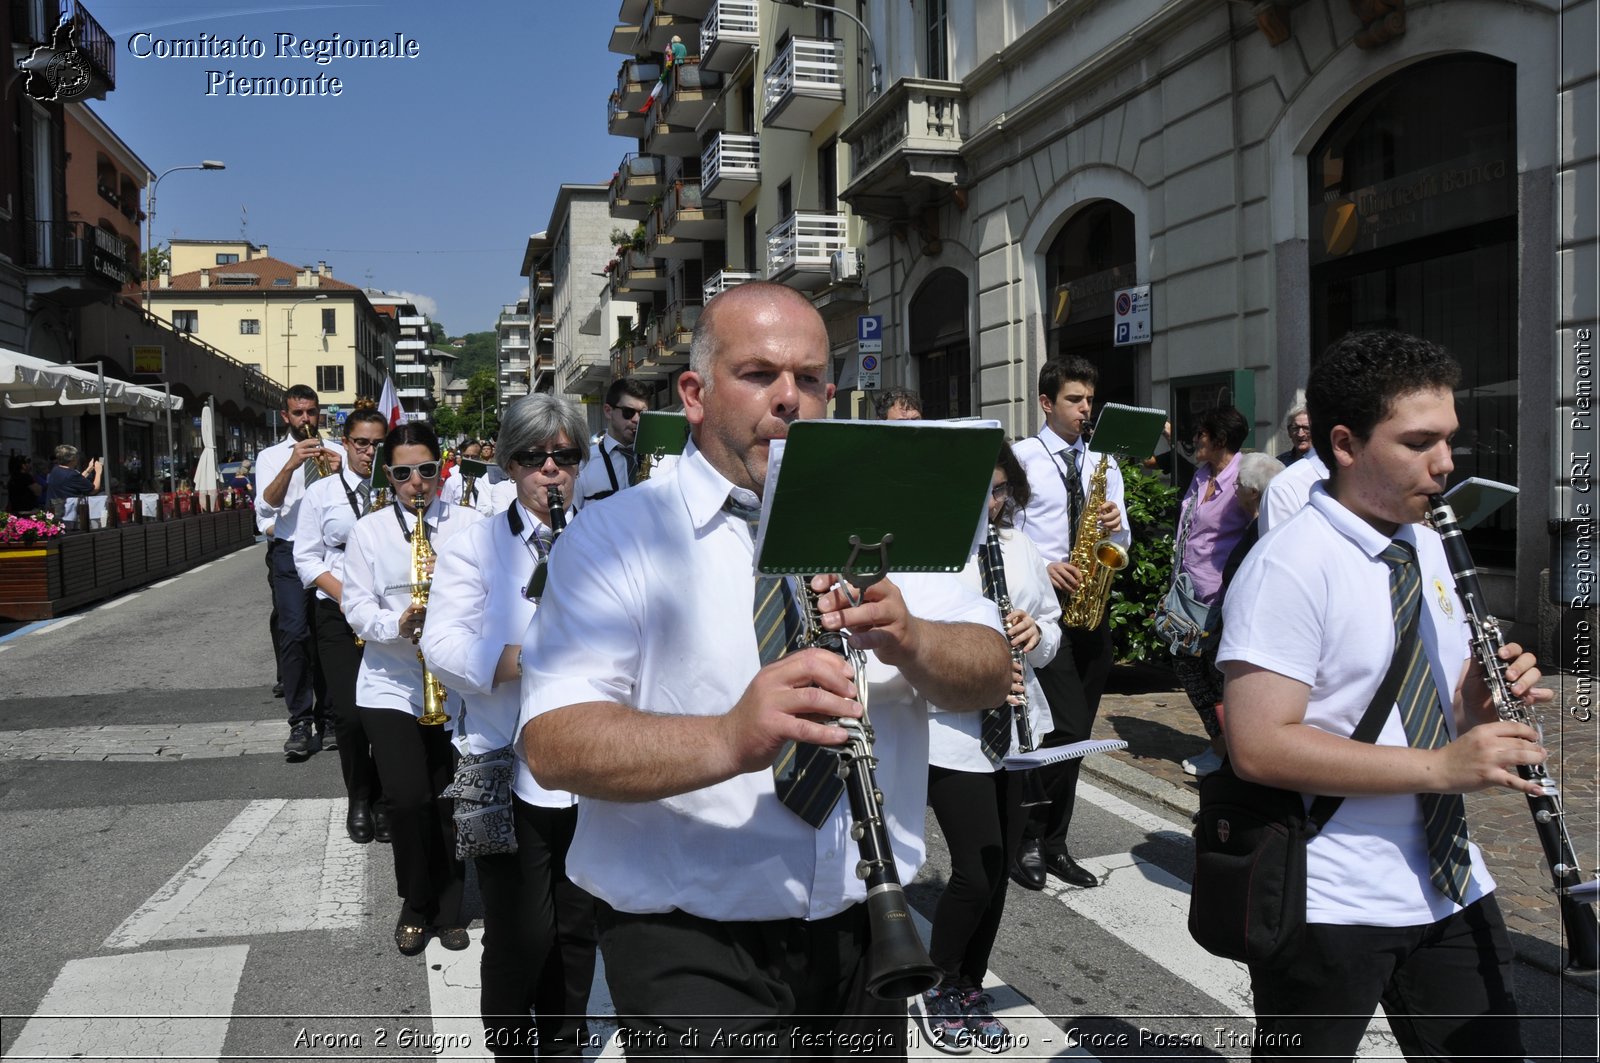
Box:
[0,347,181,416]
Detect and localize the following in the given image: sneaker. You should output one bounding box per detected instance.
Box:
[319,728,339,752]
[958,988,1009,1054]
[1182,747,1224,778]
[914,982,972,1054]
[283,723,313,761]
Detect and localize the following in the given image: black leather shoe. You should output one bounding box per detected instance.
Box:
[1008,839,1046,891]
[372,806,392,843]
[272,681,284,698]
[394,918,428,957]
[434,926,470,951]
[346,803,374,844]
[1044,850,1100,888]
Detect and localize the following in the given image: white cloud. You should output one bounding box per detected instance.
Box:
[391,290,440,318]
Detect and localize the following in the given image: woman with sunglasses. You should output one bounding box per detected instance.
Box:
[423,394,597,1058]
[917,441,1058,1053]
[342,421,485,956]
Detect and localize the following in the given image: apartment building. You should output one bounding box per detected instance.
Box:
[521,184,615,433]
[496,296,532,403]
[366,290,439,423]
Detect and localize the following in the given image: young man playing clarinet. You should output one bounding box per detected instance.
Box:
[1218,330,1551,1058]
[519,281,1010,1056]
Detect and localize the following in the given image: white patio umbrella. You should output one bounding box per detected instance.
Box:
[194,400,220,511]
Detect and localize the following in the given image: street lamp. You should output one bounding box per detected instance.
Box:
[284,294,328,386]
[143,161,226,320]
[773,0,881,99]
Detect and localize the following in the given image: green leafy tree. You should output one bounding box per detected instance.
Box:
[136,244,167,283]
[1106,463,1181,664]
[435,369,501,444]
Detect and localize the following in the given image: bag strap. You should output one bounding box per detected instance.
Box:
[1303,605,1421,831]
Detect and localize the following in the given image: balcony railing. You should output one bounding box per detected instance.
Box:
[664,180,723,240]
[840,78,967,221]
[702,132,759,201]
[702,0,758,73]
[763,37,843,131]
[498,312,530,325]
[22,219,129,286]
[610,152,664,218]
[702,269,759,303]
[612,57,661,113]
[767,213,846,289]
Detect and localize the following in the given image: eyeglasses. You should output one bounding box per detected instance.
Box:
[613,407,644,421]
[388,461,441,482]
[345,437,382,450]
[512,448,584,469]
[1288,425,1312,436]
[990,482,1010,498]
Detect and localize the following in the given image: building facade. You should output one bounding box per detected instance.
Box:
[366,291,439,423]
[522,184,616,433]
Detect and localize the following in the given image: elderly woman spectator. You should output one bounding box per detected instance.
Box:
[44,445,101,507]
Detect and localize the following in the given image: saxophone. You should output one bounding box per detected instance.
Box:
[409,495,451,726]
[1060,452,1129,630]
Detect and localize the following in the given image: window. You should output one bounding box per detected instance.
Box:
[272,278,291,286]
[925,0,949,80]
[240,318,260,335]
[321,308,337,335]
[215,253,239,265]
[817,139,838,212]
[743,210,760,272]
[777,180,792,219]
[172,310,198,333]
[316,365,345,393]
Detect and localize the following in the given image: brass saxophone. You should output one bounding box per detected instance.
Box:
[293,423,333,479]
[409,495,451,726]
[632,450,654,485]
[1060,452,1129,630]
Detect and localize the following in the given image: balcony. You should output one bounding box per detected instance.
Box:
[497,311,530,326]
[500,334,530,351]
[763,37,843,131]
[398,387,429,400]
[606,92,649,139]
[767,212,846,291]
[395,362,430,375]
[642,113,702,158]
[702,0,758,74]
[533,270,553,292]
[17,1,116,100]
[657,61,722,131]
[502,356,531,374]
[702,269,760,303]
[617,248,667,294]
[840,78,967,223]
[702,133,759,202]
[611,57,661,115]
[638,3,700,54]
[619,0,649,19]
[645,206,700,261]
[21,220,130,299]
[663,180,724,241]
[608,19,643,56]
[657,299,701,364]
[610,153,664,220]
[659,0,711,16]
[502,381,530,398]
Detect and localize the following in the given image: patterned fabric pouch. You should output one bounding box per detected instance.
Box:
[440,746,516,858]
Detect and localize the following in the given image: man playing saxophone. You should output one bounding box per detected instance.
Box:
[518,282,1010,1054]
[1011,357,1130,892]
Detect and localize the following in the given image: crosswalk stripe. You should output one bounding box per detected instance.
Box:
[3,944,248,1062]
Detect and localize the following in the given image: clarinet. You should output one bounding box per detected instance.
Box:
[525,485,566,603]
[797,580,942,1000]
[1428,495,1599,973]
[977,523,1033,750]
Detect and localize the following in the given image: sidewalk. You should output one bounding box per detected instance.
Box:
[1082,663,1599,976]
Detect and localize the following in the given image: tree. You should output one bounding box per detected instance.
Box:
[433,369,500,444]
[136,243,167,283]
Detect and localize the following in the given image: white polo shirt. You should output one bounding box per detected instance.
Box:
[519,440,1002,921]
[1013,426,1131,565]
[292,465,369,601]
[254,433,346,541]
[572,435,633,511]
[1217,483,1490,926]
[1257,449,1329,535]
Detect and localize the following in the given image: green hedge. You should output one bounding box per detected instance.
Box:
[1107,463,1181,664]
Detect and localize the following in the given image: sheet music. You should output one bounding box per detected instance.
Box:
[1002,738,1128,770]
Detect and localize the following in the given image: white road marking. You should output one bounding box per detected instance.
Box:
[3,944,247,1061]
[190,562,214,574]
[149,577,180,588]
[97,592,141,610]
[0,719,287,761]
[40,615,84,634]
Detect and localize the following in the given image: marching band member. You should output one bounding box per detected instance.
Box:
[424,394,598,1058]
[571,377,649,510]
[342,422,484,956]
[919,442,1057,1052]
[292,407,389,843]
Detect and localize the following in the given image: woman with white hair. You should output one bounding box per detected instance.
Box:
[424,393,597,1059]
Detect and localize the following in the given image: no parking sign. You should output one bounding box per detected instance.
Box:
[857,315,883,390]
[1112,285,1151,347]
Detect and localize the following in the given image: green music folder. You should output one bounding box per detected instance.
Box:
[369,443,389,494]
[753,419,1003,582]
[634,411,690,458]
[1088,403,1168,461]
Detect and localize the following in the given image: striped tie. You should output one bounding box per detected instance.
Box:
[726,496,846,828]
[1061,447,1084,546]
[1381,541,1472,905]
[975,551,1013,767]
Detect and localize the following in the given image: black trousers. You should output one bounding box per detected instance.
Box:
[926,765,1025,988]
[597,903,904,1060]
[313,597,381,806]
[1247,895,1523,1061]
[267,539,319,727]
[1173,645,1224,739]
[476,798,598,1060]
[359,706,463,927]
[1023,619,1111,853]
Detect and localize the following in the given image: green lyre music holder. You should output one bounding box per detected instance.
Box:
[634,411,690,458]
[369,443,389,496]
[753,419,1003,588]
[456,457,490,480]
[1086,402,1169,461]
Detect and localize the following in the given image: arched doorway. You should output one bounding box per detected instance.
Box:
[909,268,970,419]
[1044,200,1137,408]
[1308,54,1516,565]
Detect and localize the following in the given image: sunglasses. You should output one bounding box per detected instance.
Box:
[613,407,644,420]
[512,448,583,469]
[388,461,441,482]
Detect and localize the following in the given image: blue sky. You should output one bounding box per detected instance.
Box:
[88,0,623,336]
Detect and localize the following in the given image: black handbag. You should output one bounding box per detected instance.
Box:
[1187,615,1413,967]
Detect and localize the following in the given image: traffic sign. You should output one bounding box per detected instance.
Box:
[1112,284,1151,347]
[857,314,883,354]
[857,351,881,391]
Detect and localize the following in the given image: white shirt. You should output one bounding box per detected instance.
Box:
[519,441,1002,921]
[424,498,575,808]
[571,435,633,511]
[253,432,347,540]
[342,497,485,716]
[1013,426,1131,564]
[1257,450,1329,534]
[931,528,1058,773]
[292,465,370,601]
[1217,483,1489,926]
[439,467,501,516]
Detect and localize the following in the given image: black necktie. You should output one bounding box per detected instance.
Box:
[975,553,1013,767]
[356,480,372,514]
[1381,540,1472,905]
[618,444,638,484]
[1061,446,1084,546]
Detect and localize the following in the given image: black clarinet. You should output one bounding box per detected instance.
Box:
[1429,495,1599,973]
[798,580,941,1000]
[525,486,566,602]
[977,523,1034,750]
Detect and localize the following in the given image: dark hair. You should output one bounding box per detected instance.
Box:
[8,454,27,476]
[993,440,1032,529]
[383,421,441,461]
[343,409,387,436]
[1038,356,1098,400]
[284,384,318,408]
[1306,330,1460,472]
[605,377,651,408]
[873,386,922,419]
[1196,405,1249,453]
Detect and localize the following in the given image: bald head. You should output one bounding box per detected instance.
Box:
[688,282,823,386]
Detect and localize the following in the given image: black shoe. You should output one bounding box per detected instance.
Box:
[272,681,284,698]
[319,728,338,752]
[346,802,374,844]
[1044,850,1099,888]
[434,926,470,951]
[372,805,392,843]
[1008,839,1046,891]
[394,917,428,957]
[283,723,313,761]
